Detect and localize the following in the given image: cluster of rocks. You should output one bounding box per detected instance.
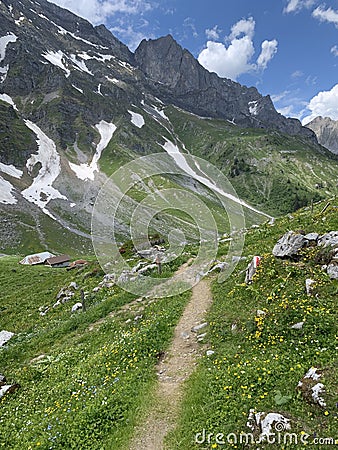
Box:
[247,409,291,440]
[297,367,326,408]
[246,366,327,440]
[273,230,338,279]
[53,282,79,308]
[39,281,87,315]
[92,274,115,293]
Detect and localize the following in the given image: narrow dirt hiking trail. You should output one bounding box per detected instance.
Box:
[129,278,213,450]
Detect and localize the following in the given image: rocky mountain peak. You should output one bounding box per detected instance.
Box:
[306,116,338,154]
[135,34,199,89]
[135,35,315,138]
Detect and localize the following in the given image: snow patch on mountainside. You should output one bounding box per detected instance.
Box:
[153,105,169,120]
[160,138,272,219]
[249,101,258,115]
[15,16,25,26]
[69,54,93,75]
[0,176,17,204]
[72,84,83,94]
[0,32,17,62]
[42,50,70,77]
[78,52,114,62]
[55,25,109,50]
[128,110,145,128]
[22,120,67,219]
[106,76,121,84]
[0,162,23,178]
[0,33,17,83]
[0,93,18,110]
[0,65,9,83]
[69,120,116,181]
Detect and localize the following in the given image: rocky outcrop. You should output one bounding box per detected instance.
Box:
[306,116,338,154]
[272,231,308,258]
[135,35,316,138]
[273,230,338,279]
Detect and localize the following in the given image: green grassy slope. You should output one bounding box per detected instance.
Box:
[166,107,338,216]
[0,257,190,449]
[168,199,338,449]
[2,99,338,258]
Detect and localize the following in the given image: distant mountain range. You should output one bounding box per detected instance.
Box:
[0,0,337,255]
[305,116,338,155]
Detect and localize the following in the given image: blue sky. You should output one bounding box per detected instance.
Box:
[49,0,338,124]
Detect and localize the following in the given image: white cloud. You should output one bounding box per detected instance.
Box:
[312,5,338,27]
[111,22,153,50]
[305,75,317,85]
[198,37,255,80]
[205,25,220,40]
[183,17,198,38]
[271,91,291,103]
[198,17,277,81]
[257,39,278,70]
[277,105,295,117]
[48,0,153,25]
[291,70,303,78]
[331,45,338,56]
[272,91,307,119]
[302,84,338,124]
[228,17,255,40]
[283,0,316,14]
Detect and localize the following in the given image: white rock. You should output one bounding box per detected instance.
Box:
[311,383,326,407]
[247,409,291,439]
[71,302,83,312]
[290,321,304,330]
[304,367,321,381]
[191,322,208,333]
[0,385,14,399]
[197,333,207,339]
[327,264,338,279]
[318,231,338,247]
[304,232,319,241]
[305,278,316,295]
[0,330,14,347]
[273,231,307,258]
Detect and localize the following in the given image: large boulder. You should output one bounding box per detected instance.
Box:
[272,231,308,258]
[318,231,338,247]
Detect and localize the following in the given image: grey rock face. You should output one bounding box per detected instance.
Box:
[272,231,308,258]
[306,116,338,154]
[135,35,316,138]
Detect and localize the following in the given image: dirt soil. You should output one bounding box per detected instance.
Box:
[128,278,213,450]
